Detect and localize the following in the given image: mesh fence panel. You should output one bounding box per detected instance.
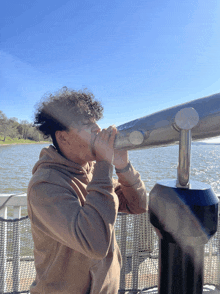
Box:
[0,208,219,293]
[0,216,35,294]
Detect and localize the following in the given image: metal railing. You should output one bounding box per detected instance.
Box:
[0,194,32,293]
[0,193,220,293]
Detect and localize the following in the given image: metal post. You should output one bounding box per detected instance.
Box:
[120,214,127,294]
[13,206,21,292]
[177,129,191,187]
[131,214,140,294]
[174,107,199,188]
[0,206,7,293]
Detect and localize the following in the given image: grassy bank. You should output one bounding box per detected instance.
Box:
[0,136,49,145]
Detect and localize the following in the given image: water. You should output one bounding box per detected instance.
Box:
[0,143,49,194]
[0,143,220,195]
[129,143,220,194]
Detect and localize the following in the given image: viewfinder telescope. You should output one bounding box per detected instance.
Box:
[145,94,220,293]
[114,93,220,150]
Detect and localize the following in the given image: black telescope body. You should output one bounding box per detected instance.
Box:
[149,180,218,294]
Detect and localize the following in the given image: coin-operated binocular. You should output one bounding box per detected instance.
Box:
[148,108,219,294]
[114,93,220,150]
[114,93,220,293]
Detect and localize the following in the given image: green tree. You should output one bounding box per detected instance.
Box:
[8,117,19,139]
[0,110,50,142]
[19,120,32,140]
[27,125,40,141]
[0,110,9,141]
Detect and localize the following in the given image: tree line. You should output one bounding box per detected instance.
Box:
[0,110,50,142]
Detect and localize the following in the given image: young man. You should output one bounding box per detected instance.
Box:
[28,87,147,294]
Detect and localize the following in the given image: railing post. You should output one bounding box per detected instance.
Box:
[13,206,21,292]
[217,204,220,287]
[0,206,7,293]
[131,214,140,294]
[120,214,127,293]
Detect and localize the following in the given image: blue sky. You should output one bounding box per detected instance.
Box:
[1,0,220,137]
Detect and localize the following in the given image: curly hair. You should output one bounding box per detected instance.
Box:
[34,87,103,151]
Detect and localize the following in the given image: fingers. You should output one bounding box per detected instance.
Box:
[108,126,117,145]
[93,125,117,163]
[96,125,117,144]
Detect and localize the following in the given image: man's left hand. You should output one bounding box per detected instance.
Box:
[113,149,129,170]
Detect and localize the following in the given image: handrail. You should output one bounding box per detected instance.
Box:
[0,194,27,208]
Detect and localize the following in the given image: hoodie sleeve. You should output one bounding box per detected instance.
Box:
[114,162,148,214]
[28,161,119,260]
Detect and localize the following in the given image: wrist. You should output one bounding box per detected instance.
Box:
[115,161,131,173]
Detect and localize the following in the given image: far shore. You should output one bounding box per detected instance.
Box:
[0,141,50,147]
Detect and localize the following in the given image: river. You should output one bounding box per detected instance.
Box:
[0,142,220,195]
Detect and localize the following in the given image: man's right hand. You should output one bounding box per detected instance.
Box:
[93,125,117,164]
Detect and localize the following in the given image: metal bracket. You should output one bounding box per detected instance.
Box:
[174,107,199,188]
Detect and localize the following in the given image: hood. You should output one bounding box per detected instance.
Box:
[32,145,94,177]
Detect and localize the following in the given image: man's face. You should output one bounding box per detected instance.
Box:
[67,120,101,162]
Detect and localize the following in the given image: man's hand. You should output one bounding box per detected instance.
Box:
[113,127,129,169]
[93,125,129,168]
[93,125,117,164]
[113,149,129,170]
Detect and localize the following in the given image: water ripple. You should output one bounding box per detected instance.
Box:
[1,143,220,195]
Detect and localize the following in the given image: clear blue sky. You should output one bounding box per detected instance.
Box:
[1,0,220,131]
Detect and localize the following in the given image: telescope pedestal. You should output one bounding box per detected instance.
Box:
[149,180,218,294]
[159,239,204,294]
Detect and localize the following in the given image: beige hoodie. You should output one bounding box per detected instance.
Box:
[27,145,147,294]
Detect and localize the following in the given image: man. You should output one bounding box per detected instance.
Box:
[28,87,147,294]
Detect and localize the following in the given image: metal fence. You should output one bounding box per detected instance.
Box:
[0,194,219,293]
